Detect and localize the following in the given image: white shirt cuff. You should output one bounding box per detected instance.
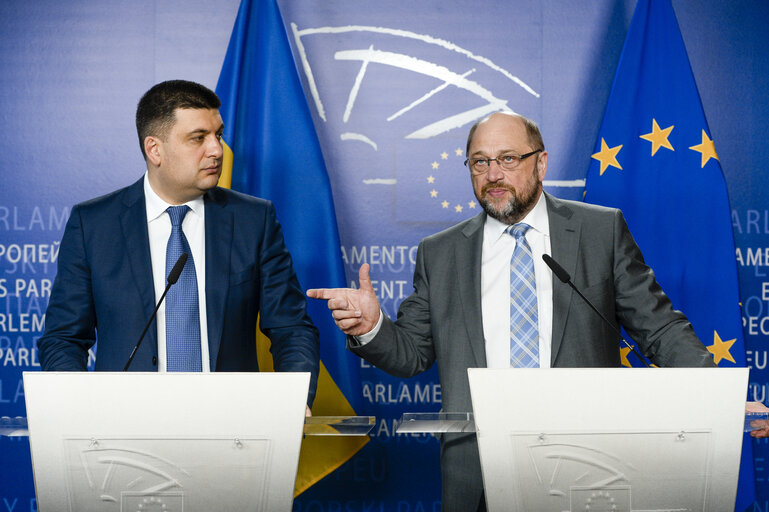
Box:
[353,309,384,346]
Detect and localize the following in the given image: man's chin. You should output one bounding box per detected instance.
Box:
[481,199,525,224]
[483,197,511,214]
[200,173,222,189]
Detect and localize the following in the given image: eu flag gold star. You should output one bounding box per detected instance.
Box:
[441,200,449,208]
[689,130,719,167]
[441,152,448,160]
[639,119,674,156]
[454,204,463,213]
[427,175,435,183]
[430,189,438,198]
[431,161,440,170]
[707,330,736,365]
[455,148,463,156]
[591,138,623,175]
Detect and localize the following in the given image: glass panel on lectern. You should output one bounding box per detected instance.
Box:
[507,430,711,512]
[0,416,27,437]
[745,410,769,432]
[303,416,375,436]
[63,437,270,512]
[395,412,475,433]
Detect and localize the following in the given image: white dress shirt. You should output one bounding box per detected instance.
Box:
[143,174,211,372]
[481,192,553,368]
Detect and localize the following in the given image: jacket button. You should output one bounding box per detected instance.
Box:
[152,356,158,366]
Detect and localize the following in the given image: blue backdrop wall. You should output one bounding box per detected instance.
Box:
[1,1,768,510]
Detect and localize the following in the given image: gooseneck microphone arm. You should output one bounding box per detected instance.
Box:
[542,253,652,368]
[123,253,188,371]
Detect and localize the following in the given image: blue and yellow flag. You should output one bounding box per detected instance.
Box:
[215,0,367,496]
[584,0,754,509]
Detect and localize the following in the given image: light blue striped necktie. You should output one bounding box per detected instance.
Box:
[165,205,202,372]
[508,223,539,368]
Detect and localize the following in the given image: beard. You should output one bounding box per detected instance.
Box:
[478,170,542,225]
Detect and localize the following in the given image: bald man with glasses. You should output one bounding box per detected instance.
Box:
[309,112,714,511]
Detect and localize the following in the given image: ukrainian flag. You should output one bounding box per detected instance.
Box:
[215,0,367,495]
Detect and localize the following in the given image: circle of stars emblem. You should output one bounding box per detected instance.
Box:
[135,496,170,511]
[426,147,478,213]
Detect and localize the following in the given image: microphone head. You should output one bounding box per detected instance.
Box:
[167,253,188,285]
[542,254,571,283]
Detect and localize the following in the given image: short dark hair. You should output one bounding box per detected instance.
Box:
[135,80,221,159]
[465,111,545,157]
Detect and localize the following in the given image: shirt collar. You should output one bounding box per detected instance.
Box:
[484,190,550,244]
[143,172,205,223]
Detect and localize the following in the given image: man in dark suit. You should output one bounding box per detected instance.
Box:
[39,80,320,406]
[307,112,715,510]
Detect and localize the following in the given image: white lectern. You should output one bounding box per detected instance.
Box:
[469,367,748,512]
[23,372,310,512]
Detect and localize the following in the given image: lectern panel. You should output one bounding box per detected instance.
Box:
[469,368,748,512]
[62,437,271,512]
[508,431,711,511]
[24,372,309,512]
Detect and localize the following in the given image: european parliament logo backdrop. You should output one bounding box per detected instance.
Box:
[1,0,768,510]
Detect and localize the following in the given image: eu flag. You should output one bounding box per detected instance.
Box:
[215,0,367,495]
[584,0,754,509]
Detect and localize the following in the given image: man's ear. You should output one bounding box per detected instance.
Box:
[536,150,548,181]
[144,136,162,167]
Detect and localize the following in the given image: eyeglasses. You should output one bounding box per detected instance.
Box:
[464,149,542,175]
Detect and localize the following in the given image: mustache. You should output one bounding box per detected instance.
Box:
[481,183,516,196]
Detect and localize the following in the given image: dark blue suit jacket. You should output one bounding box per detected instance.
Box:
[38,178,320,404]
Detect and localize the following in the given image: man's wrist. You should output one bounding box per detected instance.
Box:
[352,310,384,346]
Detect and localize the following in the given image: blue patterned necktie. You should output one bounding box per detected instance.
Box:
[165,205,202,372]
[508,223,539,368]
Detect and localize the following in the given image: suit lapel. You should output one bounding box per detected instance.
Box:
[120,179,157,354]
[545,193,581,365]
[457,213,487,368]
[204,188,233,370]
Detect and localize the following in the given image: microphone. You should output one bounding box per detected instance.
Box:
[166,253,187,285]
[542,254,651,368]
[123,253,188,371]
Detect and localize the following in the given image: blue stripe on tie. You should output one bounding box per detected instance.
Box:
[508,223,539,368]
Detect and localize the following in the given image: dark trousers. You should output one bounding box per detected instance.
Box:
[477,493,487,512]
